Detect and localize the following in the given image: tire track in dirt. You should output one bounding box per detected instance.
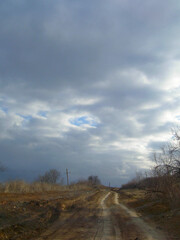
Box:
[114,192,167,240]
[36,190,103,240]
[94,192,122,240]
[36,190,167,240]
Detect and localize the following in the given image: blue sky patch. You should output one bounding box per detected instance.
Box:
[0,106,8,113]
[38,111,48,117]
[17,114,33,121]
[70,116,98,127]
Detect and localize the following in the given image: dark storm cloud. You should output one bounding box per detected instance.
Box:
[0,0,180,185]
[1,0,180,89]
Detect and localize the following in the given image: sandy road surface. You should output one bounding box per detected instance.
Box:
[36,191,167,240]
[93,192,121,240]
[93,192,167,240]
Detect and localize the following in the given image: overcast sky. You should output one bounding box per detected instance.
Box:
[1,0,180,186]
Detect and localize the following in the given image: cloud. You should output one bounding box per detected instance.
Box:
[0,0,180,185]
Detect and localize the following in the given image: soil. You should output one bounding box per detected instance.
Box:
[0,188,98,240]
[0,188,179,239]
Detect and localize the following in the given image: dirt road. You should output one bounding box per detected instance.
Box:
[93,192,121,240]
[113,192,167,240]
[36,191,167,240]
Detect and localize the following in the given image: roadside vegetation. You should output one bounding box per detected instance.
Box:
[121,127,180,209]
[0,165,101,193]
[120,127,180,239]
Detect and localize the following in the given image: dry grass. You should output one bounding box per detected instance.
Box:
[121,175,180,209]
[0,180,93,193]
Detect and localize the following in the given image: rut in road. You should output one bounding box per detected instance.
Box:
[94,192,121,240]
[36,191,167,240]
[94,192,167,240]
[114,192,167,240]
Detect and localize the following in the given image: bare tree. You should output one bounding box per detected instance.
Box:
[152,128,180,178]
[88,175,101,186]
[37,169,61,184]
[148,127,180,204]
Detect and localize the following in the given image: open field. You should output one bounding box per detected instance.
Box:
[0,187,179,239]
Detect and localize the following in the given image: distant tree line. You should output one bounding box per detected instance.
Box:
[0,163,102,187]
[36,169,101,186]
[88,175,101,186]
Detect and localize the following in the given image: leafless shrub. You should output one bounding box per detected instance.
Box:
[146,127,180,207]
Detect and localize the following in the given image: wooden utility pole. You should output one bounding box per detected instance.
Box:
[66,168,70,186]
[109,182,111,188]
